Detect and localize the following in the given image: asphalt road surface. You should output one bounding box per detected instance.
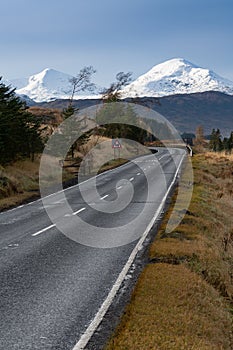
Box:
[0,147,185,350]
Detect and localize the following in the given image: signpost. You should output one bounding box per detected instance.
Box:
[112,138,122,159]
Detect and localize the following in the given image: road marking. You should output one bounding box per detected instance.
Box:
[100,194,109,200]
[129,177,134,182]
[117,186,123,189]
[72,153,186,350]
[2,152,168,215]
[32,224,56,237]
[53,200,65,204]
[0,157,133,215]
[73,207,86,216]
[159,154,170,161]
[64,207,86,217]
[136,173,141,176]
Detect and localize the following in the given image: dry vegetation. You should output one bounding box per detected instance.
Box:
[28,106,63,126]
[0,155,74,211]
[105,152,233,350]
[0,135,149,211]
[0,158,41,210]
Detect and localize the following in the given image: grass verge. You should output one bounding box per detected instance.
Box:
[0,158,41,210]
[0,156,76,211]
[105,152,233,350]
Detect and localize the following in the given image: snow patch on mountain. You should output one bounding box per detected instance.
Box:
[122,58,233,97]
[5,58,233,102]
[15,68,73,102]
[12,68,100,102]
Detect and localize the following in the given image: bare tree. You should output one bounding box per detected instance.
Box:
[67,66,96,111]
[195,125,205,145]
[62,66,96,159]
[102,71,132,102]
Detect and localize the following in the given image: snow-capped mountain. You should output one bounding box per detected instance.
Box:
[6,58,233,102]
[11,68,99,102]
[122,58,233,97]
[15,68,74,102]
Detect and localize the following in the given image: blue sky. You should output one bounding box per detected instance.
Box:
[1,0,233,86]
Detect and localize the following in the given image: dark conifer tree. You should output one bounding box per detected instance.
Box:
[0,78,43,164]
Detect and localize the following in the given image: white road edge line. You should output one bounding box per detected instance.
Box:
[72,153,186,350]
[73,207,86,216]
[100,194,109,200]
[32,224,56,237]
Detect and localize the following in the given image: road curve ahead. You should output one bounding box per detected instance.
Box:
[0,148,185,350]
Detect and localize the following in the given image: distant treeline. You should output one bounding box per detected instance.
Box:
[1,74,233,166]
[182,126,233,153]
[209,128,233,153]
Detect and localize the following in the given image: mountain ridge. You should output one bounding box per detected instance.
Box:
[122,58,233,97]
[35,91,233,135]
[4,58,233,102]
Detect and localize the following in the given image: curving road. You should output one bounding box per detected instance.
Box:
[0,148,185,350]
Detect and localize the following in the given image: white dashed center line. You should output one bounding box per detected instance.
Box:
[73,207,86,215]
[100,194,109,200]
[32,224,56,237]
[129,177,134,182]
[136,173,141,176]
[117,186,123,189]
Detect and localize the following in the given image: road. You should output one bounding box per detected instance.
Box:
[0,147,185,350]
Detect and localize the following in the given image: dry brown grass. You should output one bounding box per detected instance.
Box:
[0,158,41,210]
[0,136,146,210]
[105,152,233,350]
[106,264,232,350]
[29,106,63,126]
[204,151,233,162]
[150,152,233,300]
[0,156,73,211]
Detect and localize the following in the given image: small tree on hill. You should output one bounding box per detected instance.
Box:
[62,66,96,159]
[209,128,223,152]
[195,125,205,145]
[65,65,96,113]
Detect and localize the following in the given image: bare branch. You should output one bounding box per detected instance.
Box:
[101,71,132,102]
[68,66,96,106]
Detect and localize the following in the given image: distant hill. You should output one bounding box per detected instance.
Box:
[37,91,233,135]
[132,91,233,135]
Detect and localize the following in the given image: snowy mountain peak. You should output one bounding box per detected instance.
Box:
[6,58,233,102]
[123,58,233,97]
[13,68,100,102]
[149,57,197,74]
[16,68,73,102]
[29,68,64,83]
